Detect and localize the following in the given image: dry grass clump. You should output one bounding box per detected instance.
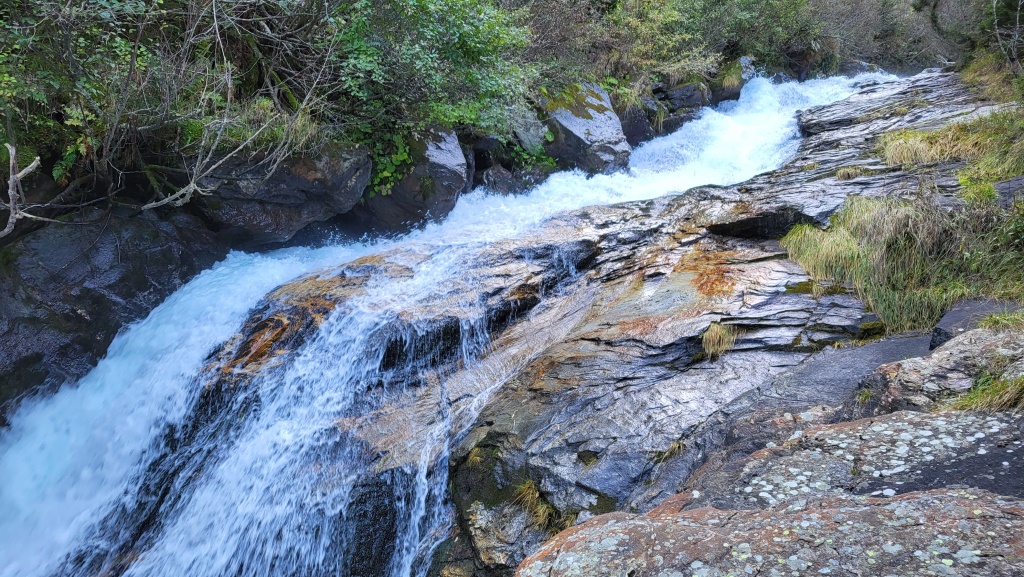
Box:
[702,322,738,359]
[465,447,485,468]
[879,127,981,167]
[836,166,870,181]
[512,479,578,534]
[513,479,555,528]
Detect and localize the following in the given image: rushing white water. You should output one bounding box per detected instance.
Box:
[0,73,893,577]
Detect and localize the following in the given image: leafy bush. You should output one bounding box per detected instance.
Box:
[0,0,990,226]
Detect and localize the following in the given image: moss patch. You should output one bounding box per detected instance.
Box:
[0,246,19,270]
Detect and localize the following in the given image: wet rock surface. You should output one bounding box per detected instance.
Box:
[425,71,1016,576]
[0,208,226,413]
[662,81,710,112]
[930,299,1020,349]
[843,327,1024,416]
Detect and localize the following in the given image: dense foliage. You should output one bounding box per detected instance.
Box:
[0,0,997,224]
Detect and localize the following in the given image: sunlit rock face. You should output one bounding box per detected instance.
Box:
[518,488,1024,577]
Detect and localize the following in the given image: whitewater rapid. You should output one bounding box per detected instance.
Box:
[0,73,893,577]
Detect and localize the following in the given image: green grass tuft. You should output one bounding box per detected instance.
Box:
[950,374,1024,412]
[879,109,1024,203]
[782,196,1024,333]
[856,388,873,404]
[979,311,1024,331]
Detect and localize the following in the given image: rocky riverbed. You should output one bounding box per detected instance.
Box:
[429,70,1021,576]
[166,69,1018,577]
[4,68,1020,577]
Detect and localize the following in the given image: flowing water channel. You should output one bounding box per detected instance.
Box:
[0,73,893,577]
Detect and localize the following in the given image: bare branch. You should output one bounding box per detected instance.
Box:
[3,143,42,239]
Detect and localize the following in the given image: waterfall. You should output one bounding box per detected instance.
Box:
[0,73,893,577]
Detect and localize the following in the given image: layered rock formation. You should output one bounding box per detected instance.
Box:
[178,69,1006,577]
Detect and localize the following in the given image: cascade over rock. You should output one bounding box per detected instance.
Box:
[2,70,1013,577]
[432,70,1003,575]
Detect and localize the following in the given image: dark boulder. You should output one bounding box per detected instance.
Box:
[840,327,1024,418]
[996,175,1024,208]
[619,107,656,147]
[0,208,226,411]
[349,131,469,232]
[663,82,710,112]
[196,145,371,248]
[710,57,754,105]
[837,60,883,77]
[542,83,631,174]
[930,299,1020,349]
[659,110,699,135]
[477,165,520,196]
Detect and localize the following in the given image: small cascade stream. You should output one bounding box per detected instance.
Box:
[0,74,893,577]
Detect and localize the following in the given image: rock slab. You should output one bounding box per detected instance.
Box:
[518,489,1024,577]
[197,145,371,248]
